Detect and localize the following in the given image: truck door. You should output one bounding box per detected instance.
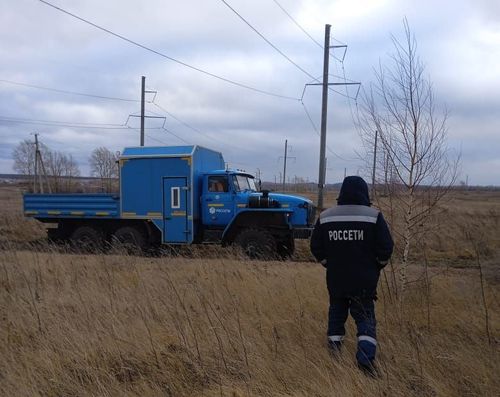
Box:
[202,175,234,226]
[163,177,189,243]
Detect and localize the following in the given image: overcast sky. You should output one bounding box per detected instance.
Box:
[0,0,499,185]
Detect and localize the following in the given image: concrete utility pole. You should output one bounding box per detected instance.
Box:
[39,153,51,193]
[279,139,296,192]
[371,129,378,199]
[32,133,51,193]
[33,133,39,193]
[303,25,359,211]
[282,139,288,191]
[256,168,262,191]
[317,24,331,211]
[34,133,47,193]
[140,76,145,146]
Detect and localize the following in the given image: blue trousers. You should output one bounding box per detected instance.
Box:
[327,297,377,366]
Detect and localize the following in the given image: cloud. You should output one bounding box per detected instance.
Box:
[0,0,498,185]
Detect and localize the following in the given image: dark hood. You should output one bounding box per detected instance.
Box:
[337,176,371,206]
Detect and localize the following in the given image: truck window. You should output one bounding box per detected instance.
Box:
[171,187,180,208]
[233,175,257,192]
[208,176,228,192]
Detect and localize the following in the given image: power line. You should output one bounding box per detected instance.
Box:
[299,101,358,163]
[270,0,323,50]
[125,124,190,145]
[145,134,169,145]
[161,127,191,145]
[150,100,249,152]
[270,0,346,62]
[0,116,124,128]
[151,102,214,141]
[0,78,140,102]
[37,0,299,101]
[341,62,364,137]
[219,0,316,80]
[300,100,319,133]
[0,115,161,130]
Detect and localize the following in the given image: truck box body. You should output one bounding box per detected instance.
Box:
[119,145,224,244]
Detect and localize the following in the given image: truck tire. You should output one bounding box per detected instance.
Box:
[235,228,277,260]
[277,238,295,259]
[112,226,147,255]
[70,225,104,252]
[47,227,62,243]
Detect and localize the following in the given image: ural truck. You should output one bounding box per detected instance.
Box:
[23,145,314,258]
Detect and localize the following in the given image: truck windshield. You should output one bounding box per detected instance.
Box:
[233,175,257,192]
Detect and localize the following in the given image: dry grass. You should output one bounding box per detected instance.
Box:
[0,185,499,396]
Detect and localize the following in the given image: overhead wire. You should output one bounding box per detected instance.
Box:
[219,0,316,81]
[270,0,346,62]
[126,125,190,146]
[150,100,254,153]
[125,126,171,146]
[0,78,140,102]
[151,102,214,141]
[340,61,364,137]
[37,0,299,101]
[0,116,126,129]
[161,127,191,145]
[298,101,357,163]
[0,115,162,130]
[270,0,323,50]
[145,134,169,145]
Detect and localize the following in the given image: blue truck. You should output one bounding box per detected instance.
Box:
[23,145,315,258]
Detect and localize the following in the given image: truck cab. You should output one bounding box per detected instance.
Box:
[199,170,314,257]
[201,171,257,227]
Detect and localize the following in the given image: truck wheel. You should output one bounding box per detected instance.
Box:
[235,229,277,260]
[277,237,295,259]
[47,227,62,243]
[112,226,147,255]
[70,225,104,252]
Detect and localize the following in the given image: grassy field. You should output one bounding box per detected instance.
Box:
[1,185,499,396]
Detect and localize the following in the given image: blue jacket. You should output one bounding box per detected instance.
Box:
[310,176,393,298]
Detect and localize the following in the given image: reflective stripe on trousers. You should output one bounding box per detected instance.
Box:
[328,297,377,365]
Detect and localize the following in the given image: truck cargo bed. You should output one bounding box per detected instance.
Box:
[24,194,120,220]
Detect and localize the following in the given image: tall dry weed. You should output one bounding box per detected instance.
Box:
[1,186,499,395]
[1,248,498,396]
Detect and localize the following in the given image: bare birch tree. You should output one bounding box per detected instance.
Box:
[89,147,119,192]
[46,150,66,192]
[45,150,81,192]
[61,154,81,192]
[358,20,459,293]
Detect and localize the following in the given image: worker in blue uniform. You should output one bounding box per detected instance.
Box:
[310,176,393,374]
